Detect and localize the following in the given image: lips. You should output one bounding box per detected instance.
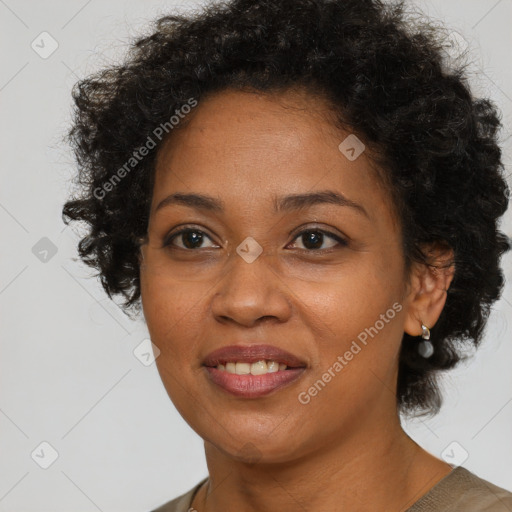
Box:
[202,344,308,398]
[202,344,307,368]
[204,366,306,398]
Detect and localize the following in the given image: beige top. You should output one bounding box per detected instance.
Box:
[151,466,512,511]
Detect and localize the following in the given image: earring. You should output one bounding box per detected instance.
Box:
[418,323,434,358]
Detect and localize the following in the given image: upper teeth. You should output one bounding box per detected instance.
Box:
[217,361,287,375]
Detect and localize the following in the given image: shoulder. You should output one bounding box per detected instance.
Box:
[150,478,207,512]
[408,466,512,512]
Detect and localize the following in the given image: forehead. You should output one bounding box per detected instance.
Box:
[152,88,394,224]
[155,88,339,167]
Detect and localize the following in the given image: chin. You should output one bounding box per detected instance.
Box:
[202,424,305,465]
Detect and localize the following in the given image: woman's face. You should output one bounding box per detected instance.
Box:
[140,88,414,463]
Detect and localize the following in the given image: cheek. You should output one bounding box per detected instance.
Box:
[141,271,208,412]
[299,255,402,329]
[293,282,404,430]
[294,254,405,386]
[140,264,203,365]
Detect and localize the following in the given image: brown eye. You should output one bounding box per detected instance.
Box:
[163,228,217,250]
[289,229,347,251]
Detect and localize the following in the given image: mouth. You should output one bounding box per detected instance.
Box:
[202,344,307,398]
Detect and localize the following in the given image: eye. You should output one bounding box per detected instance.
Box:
[163,226,347,252]
[288,229,347,251]
[163,227,218,250]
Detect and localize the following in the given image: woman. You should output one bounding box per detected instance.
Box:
[62,0,512,510]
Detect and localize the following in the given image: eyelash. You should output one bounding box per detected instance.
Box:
[162,226,348,252]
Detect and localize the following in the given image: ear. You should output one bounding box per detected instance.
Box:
[403,241,455,336]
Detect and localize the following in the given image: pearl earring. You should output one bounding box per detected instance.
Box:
[418,323,434,358]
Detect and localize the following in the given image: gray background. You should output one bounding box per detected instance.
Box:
[0,0,511,510]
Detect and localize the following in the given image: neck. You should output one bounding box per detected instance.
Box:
[192,412,452,511]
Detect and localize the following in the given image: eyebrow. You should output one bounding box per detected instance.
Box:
[155,190,369,218]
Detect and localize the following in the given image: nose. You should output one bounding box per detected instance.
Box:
[210,247,292,328]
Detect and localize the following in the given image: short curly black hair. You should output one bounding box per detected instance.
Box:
[62,0,510,416]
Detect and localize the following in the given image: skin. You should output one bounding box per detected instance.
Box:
[139,88,455,512]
